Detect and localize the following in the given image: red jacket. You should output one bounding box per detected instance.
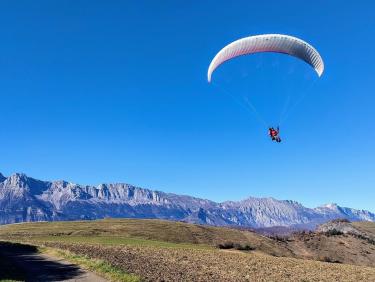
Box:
[269,129,278,137]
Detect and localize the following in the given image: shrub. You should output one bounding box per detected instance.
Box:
[325,229,343,236]
[217,242,234,249]
[233,243,255,251]
[217,242,255,251]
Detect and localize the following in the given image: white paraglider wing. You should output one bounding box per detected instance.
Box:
[207,34,324,82]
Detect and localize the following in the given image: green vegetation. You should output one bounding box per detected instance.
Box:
[25,235,213,250]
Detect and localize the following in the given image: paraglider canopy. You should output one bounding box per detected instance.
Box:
[207,34,324,83]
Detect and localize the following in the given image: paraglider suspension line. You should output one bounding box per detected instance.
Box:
[278,79,318,125]
[212,82,268,127]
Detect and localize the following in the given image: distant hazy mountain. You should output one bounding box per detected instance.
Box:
[0,172,374,228]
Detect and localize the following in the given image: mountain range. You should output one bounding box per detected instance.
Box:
[0,172,374,228]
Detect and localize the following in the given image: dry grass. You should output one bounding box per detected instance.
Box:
[0,219,292,256]
[1,219,375,281]
[36,241,375,282]
[288,232,375,267]
[0,218,259,244]
[353,222,375,236]
[287,222,375,267]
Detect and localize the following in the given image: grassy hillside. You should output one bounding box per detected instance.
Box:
[0,218,292,256]
[0,218,258,244]
[353,221,375,236]
[0,219,375,281]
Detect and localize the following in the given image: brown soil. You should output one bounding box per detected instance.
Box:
[1,219,375,281]
[35,241,375,282]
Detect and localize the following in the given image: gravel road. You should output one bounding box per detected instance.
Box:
[0,242,107,282]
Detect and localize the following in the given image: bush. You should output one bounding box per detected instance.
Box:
[233,243,255,251]
[217,242,234,249]
[325,229,344,236]
[217,242,255,251]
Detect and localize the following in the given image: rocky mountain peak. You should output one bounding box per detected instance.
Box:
[321,203,339,209]
[0,172,374,228]
[0,173,5,182]
[5,173,29,188]
[53,179,70,186]
[1,173,49,196]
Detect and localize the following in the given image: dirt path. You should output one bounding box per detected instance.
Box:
[0,242,107,282]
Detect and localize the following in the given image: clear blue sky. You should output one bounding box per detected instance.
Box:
[1,1,374,212]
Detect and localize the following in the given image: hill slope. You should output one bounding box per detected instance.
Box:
[286,220,375,267]
[0,218,292,257]
[1,219,375,281]
[1,218,375,267]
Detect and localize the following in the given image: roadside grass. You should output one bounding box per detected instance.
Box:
[40,246,141,282]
